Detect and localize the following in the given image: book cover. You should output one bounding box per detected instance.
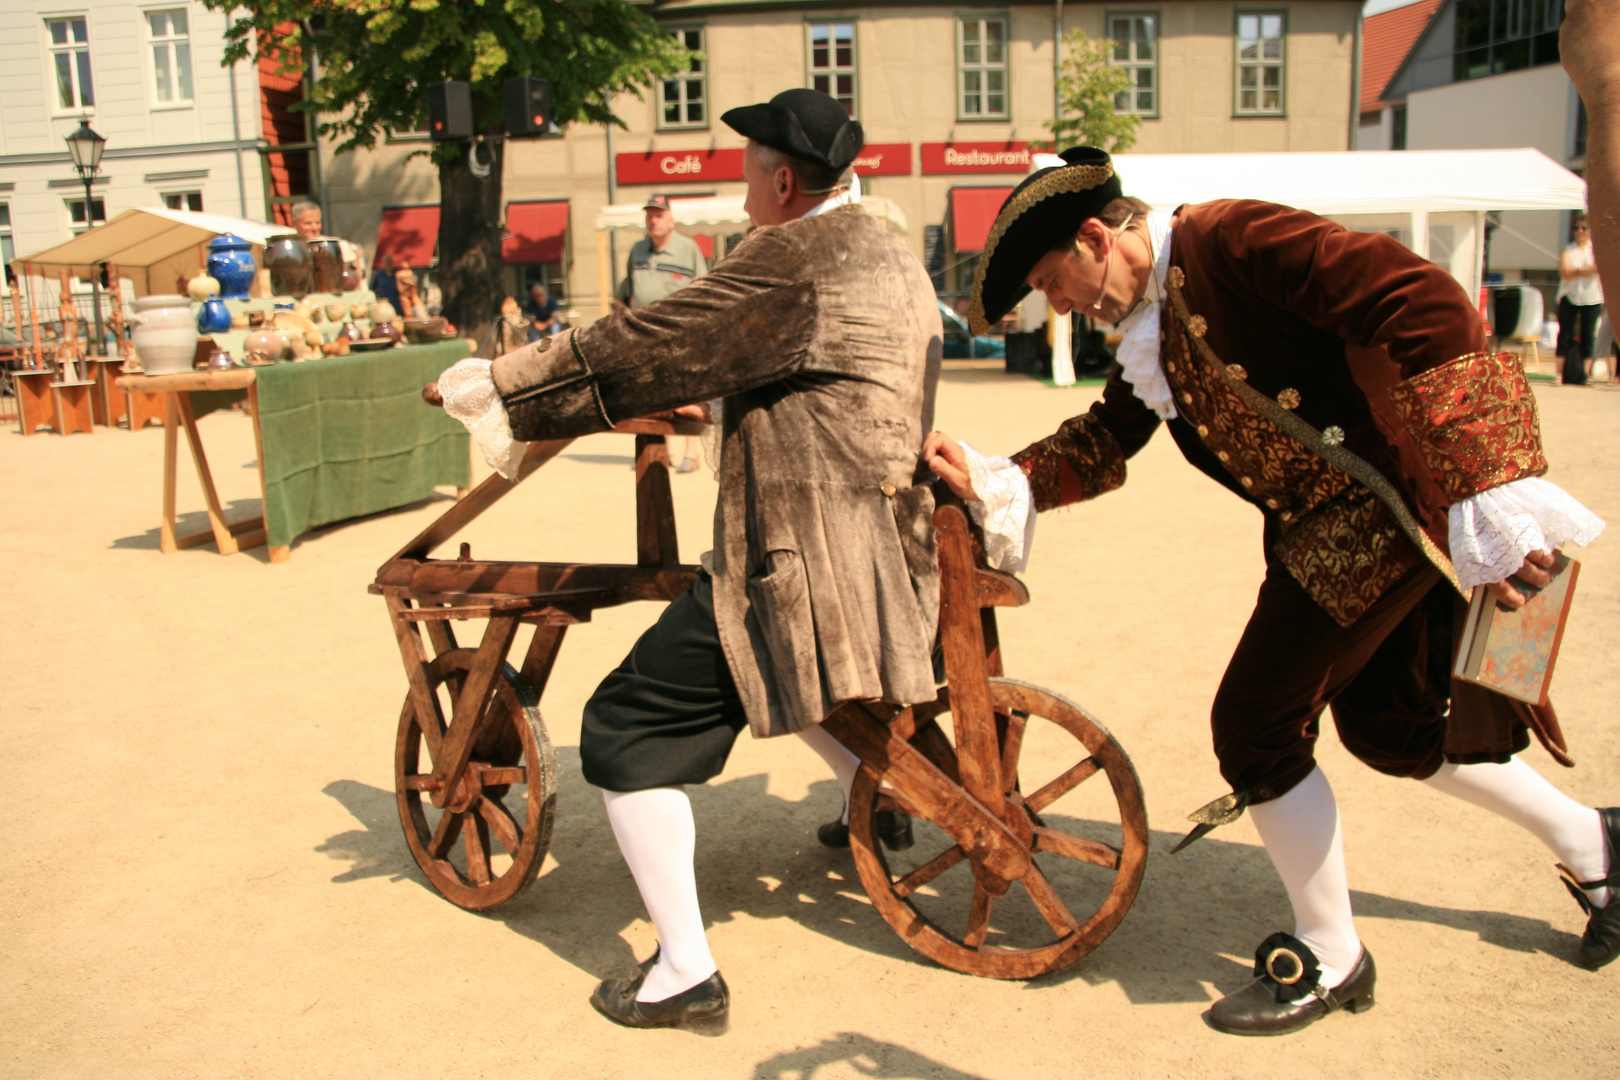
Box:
[1453,552,1580,705]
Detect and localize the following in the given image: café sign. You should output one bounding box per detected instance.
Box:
[921,142,1033,175]
[616,148,746,185]
[849,143,913,176]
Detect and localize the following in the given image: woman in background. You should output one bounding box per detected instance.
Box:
[1557,213,1604,385]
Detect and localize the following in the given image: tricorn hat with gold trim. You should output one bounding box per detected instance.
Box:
[966,146,1122,334]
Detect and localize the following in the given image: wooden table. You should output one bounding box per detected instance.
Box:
[116,369,275,559]
[13,368,60,436]
[117,344,472,563]
[51,378,96,435]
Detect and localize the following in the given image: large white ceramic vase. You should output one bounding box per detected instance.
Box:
[129,295,199,375]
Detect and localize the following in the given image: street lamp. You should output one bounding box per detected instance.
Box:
[65,117,107,355]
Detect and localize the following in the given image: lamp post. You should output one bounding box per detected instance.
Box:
[65,117,107,355]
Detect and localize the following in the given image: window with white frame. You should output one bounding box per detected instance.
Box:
[0,204,13,273]
[68,197,107,235]
[47,17,95,111]
[958,16,1009,119]
[1235,11,1285,115]
[808,22,857,117]
[1109,12,1158,116]
[659,27,706,129]
[146,9,194,104]
[163,192,203,212]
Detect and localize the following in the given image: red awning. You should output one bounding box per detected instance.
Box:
[376,205,439,269]
[503,201,569,264]
[950,186,1015,253]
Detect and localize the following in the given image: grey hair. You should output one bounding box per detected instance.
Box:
[749,141,852,197]
[289,199,322,223]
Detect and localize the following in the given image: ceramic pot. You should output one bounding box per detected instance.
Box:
[350,302,370,320]
[369,320,402,343]
[368,299,398,324]
[187,273,220,302]
[129,295,200,375]
[325,301,347,323]
[340,265,362,292]
[402,317,448,344]
[205,235,257,301]
[264,235,312,297]
[308,238,345,294]
[335,321,361,343]
[244,327,289,363]
[197,297,233,334]
[207,348,234,371]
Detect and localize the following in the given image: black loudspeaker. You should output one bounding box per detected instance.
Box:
[426,81,474,142]
[504,77,552,136]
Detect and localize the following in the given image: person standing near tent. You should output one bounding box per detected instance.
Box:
[1557,213,1604,385]
[923,146,1612,1037]
[617,195,710,472]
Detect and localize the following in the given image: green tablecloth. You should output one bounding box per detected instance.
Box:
[253,340,472,548]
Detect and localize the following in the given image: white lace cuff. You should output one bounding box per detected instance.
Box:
[961,440,1036,573]
[1448,476,1605,590]
[437,357,529,481]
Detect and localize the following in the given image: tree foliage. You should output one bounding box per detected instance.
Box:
[208,0,690,161]
[1041,29,1141,155]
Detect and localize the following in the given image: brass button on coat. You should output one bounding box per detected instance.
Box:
[537,337,553,353]
[880,481,897,497]
[1240,476,1254,488]
[1196,424,1209,437]
[1227,364,1247,380]
[1277,387,1301,410]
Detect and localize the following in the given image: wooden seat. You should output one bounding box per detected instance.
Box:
[51,379,96,435]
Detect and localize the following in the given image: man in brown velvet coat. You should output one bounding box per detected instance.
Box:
[925,147,1611,1036]
[432,89,942,1030]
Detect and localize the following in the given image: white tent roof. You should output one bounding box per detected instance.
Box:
[10,206,292,295]
[594,193,908,234]
[1099,148,1585,215]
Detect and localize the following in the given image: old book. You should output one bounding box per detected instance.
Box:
[1453,551,1580,705]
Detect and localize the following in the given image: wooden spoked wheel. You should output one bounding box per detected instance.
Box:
[395,649,557,910]
[847,678,1148,979]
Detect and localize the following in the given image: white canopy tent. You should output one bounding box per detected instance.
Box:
[9,206,292,297]
[591,193,908,315]
[1036,148,1586,299]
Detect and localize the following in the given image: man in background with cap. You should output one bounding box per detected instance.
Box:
[616,195,710,470]
[427,88,942,1031]
[923,147,1612,1036]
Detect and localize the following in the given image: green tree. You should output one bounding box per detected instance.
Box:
[1040,29,1141,154]
[207,0,690,334]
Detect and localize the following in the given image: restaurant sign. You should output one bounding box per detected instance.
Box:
[616,148,746,185]
[849,143,913,176]
[920,142,1033,175]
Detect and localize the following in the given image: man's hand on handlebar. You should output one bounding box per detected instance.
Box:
[923,431,978,501]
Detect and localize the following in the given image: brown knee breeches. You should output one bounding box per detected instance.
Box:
[1210,560,1534,804]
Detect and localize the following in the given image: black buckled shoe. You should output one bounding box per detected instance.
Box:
[816,809,915,851]
[1206,933,1376,1037]
[1557,806,1620,970]
[589,961,729,1031]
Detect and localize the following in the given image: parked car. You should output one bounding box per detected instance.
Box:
[938,300,1005,359]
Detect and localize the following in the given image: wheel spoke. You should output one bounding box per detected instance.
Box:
[962,882,994,948]
[1020,863,1080,937]
[1033,826,1121,869]
[428,808,462,859]
[479,767,526,786]
[892,846,965,898]
[464,815,492,885]
[476,796,522,855]
[999,709,1029,788]
[1025,757,1100,813]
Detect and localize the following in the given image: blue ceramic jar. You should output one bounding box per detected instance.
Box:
[206,234,257,300]
[197,297,233,333]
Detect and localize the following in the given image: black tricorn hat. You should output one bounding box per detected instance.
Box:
[967,146,1123,333]
[722,89,864,172]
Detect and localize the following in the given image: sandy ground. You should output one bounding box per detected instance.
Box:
[2,367,1618,1080]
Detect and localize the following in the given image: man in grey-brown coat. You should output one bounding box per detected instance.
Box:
[431,89,943,1030]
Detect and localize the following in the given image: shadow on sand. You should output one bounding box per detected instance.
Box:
[318,752,1582,1011]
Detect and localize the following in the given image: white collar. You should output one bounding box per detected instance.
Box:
[1113,213,1177,420]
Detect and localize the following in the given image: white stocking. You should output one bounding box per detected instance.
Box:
[1246,766,1361,989]
[1423,758,1609,908]
[796,723,862,824]
[601,786,718,1001]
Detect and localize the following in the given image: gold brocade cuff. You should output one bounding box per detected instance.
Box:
[1386,351,1547,504]
[1010,414,1128,511]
